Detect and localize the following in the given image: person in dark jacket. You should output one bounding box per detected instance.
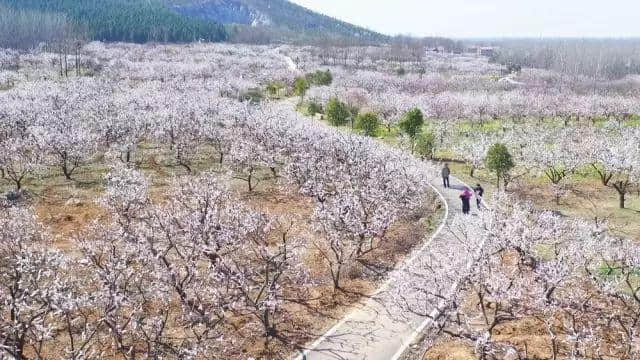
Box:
[442,163,450,188]
[460,189,472,214]
[474,184,484,209]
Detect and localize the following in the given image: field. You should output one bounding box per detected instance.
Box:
[1,42,639,359]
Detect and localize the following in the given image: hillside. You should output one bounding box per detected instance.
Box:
[0,0,228,45]
[167,0,389,43]
[0,0,387,48]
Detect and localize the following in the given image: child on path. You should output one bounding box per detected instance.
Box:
[474,183,484,209]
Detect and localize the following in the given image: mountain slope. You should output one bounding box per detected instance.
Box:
[0,0,228,44]
[167,0,389,43]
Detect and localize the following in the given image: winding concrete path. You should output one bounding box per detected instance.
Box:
[294,172,481,360]
[272,59,484,359]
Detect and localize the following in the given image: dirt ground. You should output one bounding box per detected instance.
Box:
[1,144,441,359]
[448,162,640,242]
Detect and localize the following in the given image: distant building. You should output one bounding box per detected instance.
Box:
[479,47,496,57]
[466,46,497,57]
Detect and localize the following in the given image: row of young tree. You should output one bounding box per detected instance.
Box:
[489,38,640,80]
[0,4,77,50]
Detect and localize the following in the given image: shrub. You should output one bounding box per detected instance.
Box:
[415,130,436,159]
[265,81,285,97]
[326,98,350,126]
[355,112,380,137]
[306,69,333,86]
[307,102,323,116]
[293,77,310,102]
[399,108,425,153]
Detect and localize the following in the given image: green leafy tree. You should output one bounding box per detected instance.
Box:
[265,81,285,97]
[347,104,361,129]
[307,102,323,116]
[399,108,424,153]
[485,143,515,189]
[355,112,380,137]
[415,130,436,160]
[293,77,310,103]
[305,69,332,86]
[326,98,350,126]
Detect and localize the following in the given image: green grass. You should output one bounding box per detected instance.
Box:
[293,97,640,241]
[456,119,503,134]
[624,118,640,127]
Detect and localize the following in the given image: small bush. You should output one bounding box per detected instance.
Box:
[326,98,350,126]
[305,69,333,86]
[355,112,380,137]
[293,77,310,101]
[485,143,514,188]
[415,130,436,159]
[265,81,285,96]
[399,108,424,139]
[307,102,323,116]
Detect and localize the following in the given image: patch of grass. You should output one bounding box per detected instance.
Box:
[624,118,640,127]
[456,119,503,134]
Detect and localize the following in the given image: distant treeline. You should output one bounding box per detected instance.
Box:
[488,39,640,80]
[0,0,227,48]
[0,4,73,50]
[392,36,464,53]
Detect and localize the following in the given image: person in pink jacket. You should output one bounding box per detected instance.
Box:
[460,189,472,214]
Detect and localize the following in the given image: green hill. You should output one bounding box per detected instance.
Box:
[167,0,389,43]
[0,0,228,45]
[0,0,388,49]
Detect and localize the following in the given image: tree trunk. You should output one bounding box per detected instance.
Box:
[62,161,73,180]
[247,169,254,192]
[180,162,192,174]
[619,191,626,209]
[612,181,629,209]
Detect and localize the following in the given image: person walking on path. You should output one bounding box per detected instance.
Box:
[474,183,484,209]
[442,163,451,188]
[460,189,472,215]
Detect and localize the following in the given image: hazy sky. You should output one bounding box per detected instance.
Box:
[291,0,640,38]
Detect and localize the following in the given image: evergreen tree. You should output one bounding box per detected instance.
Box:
[485,143,515,189]
[355,112,380,137]
[399,108,424,153]
[0,0,227,44]
[326,98,350,127]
